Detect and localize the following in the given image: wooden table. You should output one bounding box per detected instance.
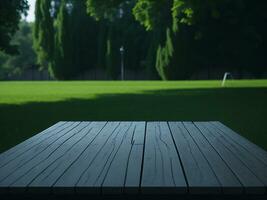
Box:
[0,121,266,199]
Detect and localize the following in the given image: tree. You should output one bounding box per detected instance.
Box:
[0,0,29,54]
[33,0,267,80]
[133,0,175,79]
[52,0,99,79]
[33,0,54,68]
[0,52,9,79]
[86,0,124,20]
[0,22,37,79]
[87,0,157,79]
[134,0,267,79]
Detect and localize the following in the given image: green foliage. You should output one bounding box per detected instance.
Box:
[0,0,29,54]
[52,0,99,79]
[33,0,54,68]
[86,0,156,79]
[156,28,173,80]
[0,52,9,79]
[87,0,124,21]
[132,0,157,31]
[172,0,194,32]
[0,22,37,79]
[32,0,101,79]
[186,0,267,78]
[51,1,69,79]
[32,0,267,80]
[143,0,267,79]
[133,0,172,31]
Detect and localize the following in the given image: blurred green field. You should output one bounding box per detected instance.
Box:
[0,80,267,152]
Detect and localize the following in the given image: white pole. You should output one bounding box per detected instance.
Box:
[120,46,124,81]
[222,72,230,87]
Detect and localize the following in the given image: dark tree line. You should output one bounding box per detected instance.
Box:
[131,0,267,79]
[0,0,28,54]
[33,0,154,80]
[0,22,37,79]
[0,1,38,79]
[32,0,267,79]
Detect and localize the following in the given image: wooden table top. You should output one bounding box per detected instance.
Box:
[0,121,266,198]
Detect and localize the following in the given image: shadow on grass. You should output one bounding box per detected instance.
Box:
[0,87,267,152]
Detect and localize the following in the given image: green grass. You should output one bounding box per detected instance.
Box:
[0,80,267,152]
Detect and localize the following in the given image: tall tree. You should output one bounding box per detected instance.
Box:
[87,0,157,79]
[52,0,99,79]
[134,0,267,79]
[33,0,54,68]
[0,0,29,54]
[33,0,267,80]
[133,0,175,79]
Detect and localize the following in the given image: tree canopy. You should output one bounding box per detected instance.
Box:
[33,0,54,68]
[0,0,29,54]
[131,0,267,79]
[30,0,267,80]
[0,22,37,79]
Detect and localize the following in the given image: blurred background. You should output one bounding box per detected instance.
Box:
[1,0,267,81]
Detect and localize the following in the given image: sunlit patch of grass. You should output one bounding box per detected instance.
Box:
[0,80,266,152]
[1,80,266,104]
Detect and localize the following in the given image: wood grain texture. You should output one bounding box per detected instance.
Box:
[0,122,69,168]
[195,122,265,194]
[124,122,146,194]
[201,122,267,190]
[141,122,187,194]
[101,122,136,194]
[54,122,121,194]
[169,122,220,194]
[0,121,267,198]
[75,122,133,194]
[184,122,242,194]
[211,122,267,166]
[11,122,106,193]
[0,122,81,185]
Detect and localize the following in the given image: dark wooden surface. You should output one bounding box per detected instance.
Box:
[0,121,266,198]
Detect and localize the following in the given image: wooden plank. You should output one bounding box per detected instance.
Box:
[53,122,121,193]
[14,122,107,194]
[141,122,187,194]
[131,121,146,145]
[1,120,266,197]
[168,122,221,194]
[211,121,267,166]
[0,122,83,187]
[201,122,267,187]
[124,145,143,194]
[183,122,242,194]
[0,122,70,168]
[0,122,65,161]
[101,122,146,195]
[75,122,133,194]
[194,122,265,194]
[101,122,136,194]
[9,122,109,192]
[124,122,146,194]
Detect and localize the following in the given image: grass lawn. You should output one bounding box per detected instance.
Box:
[0,80,267,153]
